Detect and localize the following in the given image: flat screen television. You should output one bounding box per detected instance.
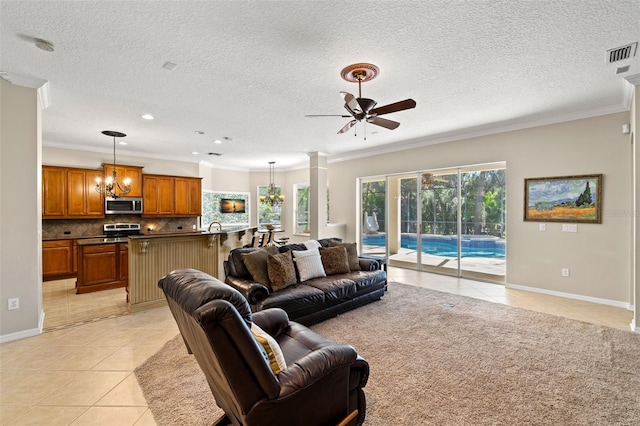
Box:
[220,198,246,213]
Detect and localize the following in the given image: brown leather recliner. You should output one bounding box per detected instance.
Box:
[158,269,369,426]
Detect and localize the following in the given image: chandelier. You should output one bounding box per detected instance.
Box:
[95,130,131,198]
[260,161,284,206]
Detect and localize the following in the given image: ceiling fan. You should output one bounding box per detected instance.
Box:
[306,63,417,136]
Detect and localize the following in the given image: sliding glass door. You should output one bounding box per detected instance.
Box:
[359,163,506,283]
[419,170,460,276]
[458,167,506,280]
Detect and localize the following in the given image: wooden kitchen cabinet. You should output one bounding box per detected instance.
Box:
[42,240,74,280]
[119,244,129,282]
[76,242,128,294]
[174,177,202,216]
[67,168,104,217]
[42,166,105,219]
[143,174,175,216]
[102,164,143,197]
[42,166,67,217]
[143,174,201,217]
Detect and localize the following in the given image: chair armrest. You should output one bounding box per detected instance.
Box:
[252,308,290,337]
[358,258,379,271]
[277,344,357,397]
[351,355,370,388]
[225,276,270,304]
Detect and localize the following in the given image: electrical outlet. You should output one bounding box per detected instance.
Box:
[561,268,570,277]
[8,298,19,310]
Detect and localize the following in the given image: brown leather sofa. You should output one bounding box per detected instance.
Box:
[223,239,387,325]
[158,269,369,426]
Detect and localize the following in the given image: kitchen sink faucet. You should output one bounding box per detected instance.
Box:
[208,221,222,233]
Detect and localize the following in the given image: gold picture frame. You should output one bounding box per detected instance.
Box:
[524,174,602,223]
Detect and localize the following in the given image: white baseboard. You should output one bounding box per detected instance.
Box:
[0,309,45,344]
[505,283,633,310]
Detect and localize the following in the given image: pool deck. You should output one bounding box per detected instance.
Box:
[363,245,506,283]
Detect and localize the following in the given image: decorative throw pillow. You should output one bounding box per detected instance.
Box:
[303,240,322,250]
[250,323,287,375]
[242,245,279,287]
[328,241,361,271]
[292,249,326,282]
[267,251,297,292]
[319,246,350,275]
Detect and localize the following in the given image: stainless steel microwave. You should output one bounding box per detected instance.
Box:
[105,197,143,215]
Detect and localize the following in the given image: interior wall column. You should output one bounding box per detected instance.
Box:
[626,75,640,333]
[308,152,328,240]
[0,79,43,342]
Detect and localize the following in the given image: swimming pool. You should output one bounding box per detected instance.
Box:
[363,233,505,258]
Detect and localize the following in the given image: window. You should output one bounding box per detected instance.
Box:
[257,185,282,228]
[293,183,330,234]
[294,184,310,234]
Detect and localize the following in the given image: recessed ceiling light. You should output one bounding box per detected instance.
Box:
[194,130,205,135]
[119,141,128,146]
[191,151,199,155]
[162,61,177,71]
[34,38,54,52]
[213,139,222,144]
[140,113,154,120]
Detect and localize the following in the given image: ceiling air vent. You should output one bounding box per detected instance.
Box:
[606,42,637,64]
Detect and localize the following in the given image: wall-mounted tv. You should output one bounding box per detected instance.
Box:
[220,198,246,213]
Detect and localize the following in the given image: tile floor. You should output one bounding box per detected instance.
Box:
[1,267,634,425]
[43,279,129,331]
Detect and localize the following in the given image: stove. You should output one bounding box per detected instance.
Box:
[103,223,142,238]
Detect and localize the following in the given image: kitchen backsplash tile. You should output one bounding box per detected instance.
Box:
[42,217,198,239]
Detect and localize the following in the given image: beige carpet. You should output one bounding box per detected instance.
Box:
[135,283,640,425]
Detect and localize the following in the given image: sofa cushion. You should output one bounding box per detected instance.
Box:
[293,249,326,282]
[330,270,387,294]
[250,322,287,375]
[267,251,297,292]
[303,240,322,250]
[242,246,279,287]
[304,276,356,301]
[328,241,361,272]
[319,246,350,275]
[259,284,325,316]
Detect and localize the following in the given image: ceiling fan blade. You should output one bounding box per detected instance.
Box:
[369,98,416,116]
[305,114,352,118]
[367,116,400,130]
[337,120,357,134]
[340,91,361,117]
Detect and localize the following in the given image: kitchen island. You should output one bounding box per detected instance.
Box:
[76,237,129,294]
[126,226,256,312]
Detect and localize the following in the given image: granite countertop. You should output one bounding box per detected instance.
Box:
[43,235,106,241]
[130,225,257,239]
[76,237,129,246]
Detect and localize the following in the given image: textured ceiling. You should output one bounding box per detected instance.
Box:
[1,1,639,170]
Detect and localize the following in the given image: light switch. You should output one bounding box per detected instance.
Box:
[562,224,578,232]
[539,223,546,231]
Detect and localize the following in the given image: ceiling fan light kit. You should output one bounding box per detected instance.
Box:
[307,63,416,138]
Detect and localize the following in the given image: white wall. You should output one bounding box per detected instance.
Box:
[199,162,250,192]
[0,80,43,341]
[328,112,632,305]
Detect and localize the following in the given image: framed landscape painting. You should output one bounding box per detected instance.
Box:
[524,174,603,223]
